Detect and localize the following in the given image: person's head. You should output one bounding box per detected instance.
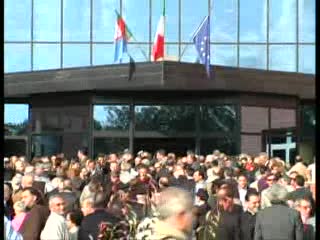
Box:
[21,187,41,209]
[293,174,305,188]
[120,162,131,172]
[13,201,27,215]
[173,164,185,178]
[35,164,44,176]
[21,174,34,188]
[265,173,277,187]
[4,183,12,202]
[138,165,149,181]
[77,147,88,159]
[289,171,299,186]
[217,187,234,211]
[86,159,96,171]
[81,198,95,216]
[49,195,66,215]
[15,160,25,173]
[110,171,120,183]
[295,155,303,163]
[196,188,209,203]
[109,161,119,172]
[66,210,83,230]
[159,177,170,189]
[157,187,193,233]
[294,198,312,219]
[193,170,205,183]
[237,174,248,189]
[223,167,234,178]
[245,191,260,214]
[156,149,166,161]
[266,183,288,204]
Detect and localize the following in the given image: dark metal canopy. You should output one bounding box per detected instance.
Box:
[4,61,315,100]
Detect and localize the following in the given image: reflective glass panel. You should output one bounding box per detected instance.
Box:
[33,0,61,41]
[94,105,130,131]
[63,0,90,41]
[200,137,237,155]
[211,0,237,42]
[31,135,62,157]
[181,0,208,42]
[5,44,31,73]
[93,0,119,42]
[240,0,267,42]
[269,0,296,43]
[200,105,237,133]
[239,45,267,69]
[93,44,115,65]
[165,44,179,60]
[299,0,315,42]
[180,44,198,63]
[152,0,179,42]
[301,105,315,137]
[5,104,29,136]
[211,44,237,67]
[298,45,315,74]
[4,0,31,41]
[33,44,61,70]
[124,44,150,63]
[135,105,196,133]
[94,138,129,157]
[269,45,296,72]
[123,0,149,42]
[63,44,90,68]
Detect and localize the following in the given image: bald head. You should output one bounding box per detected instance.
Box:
[22,174,34,188]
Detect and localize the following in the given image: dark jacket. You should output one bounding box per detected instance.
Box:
[240,211,256,240]
[216,204,242,240]
[288,187,315,211]
[20,204,50,240]
[78,209,121,240]
[254,203,303,240]
[234,186,257,200]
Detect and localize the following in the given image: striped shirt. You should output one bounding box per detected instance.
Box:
[4,215,23,240]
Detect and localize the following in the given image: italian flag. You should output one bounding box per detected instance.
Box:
[151,0,165,61]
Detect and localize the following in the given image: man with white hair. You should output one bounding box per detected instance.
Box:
[136,187,193,240]
[254,183,303,240]
[12,174,35,203]
[40,194,70,240]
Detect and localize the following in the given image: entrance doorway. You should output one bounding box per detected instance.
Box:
[262,128,297,166]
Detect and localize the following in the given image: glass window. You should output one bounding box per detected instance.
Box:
[269,0,296,43]
[93,0,119,42]
[5,139,27,157]
[94,105,130,131]
[31,135,62,157]
[94,138,129,156]
[180,44,198,63]
[63,0,90,41]
[299,0,315,42]
[239,45,267,69]
[301,105,315,137]
[123,0,149,42]
[33,0,61,41]
[125,44,150,63]
[240,0,267,42]
[4,44,31,73]
[181,0,208,42]
[33,44,61,70]
[135,105,196,133]
[93,44,115,65]
[211,44,237,67]
[4,0,31,41]
[63,44,90,68]
[152,0,179,42]
[5,104,29,136]
[211,0,237,42]
[269,45,296,72]
[165,44,179,60]
[298,45,315,74]
[200,137,237,155]
[200,105,237,133]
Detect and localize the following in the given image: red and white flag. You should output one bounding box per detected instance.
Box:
[151,1,165,61]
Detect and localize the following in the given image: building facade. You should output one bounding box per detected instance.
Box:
[4,0,315,163]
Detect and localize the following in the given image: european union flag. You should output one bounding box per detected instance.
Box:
[193,16,210,78]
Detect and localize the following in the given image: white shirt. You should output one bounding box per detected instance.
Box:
[41,212,70,240]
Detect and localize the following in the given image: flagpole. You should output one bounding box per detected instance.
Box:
[179,0,214,61]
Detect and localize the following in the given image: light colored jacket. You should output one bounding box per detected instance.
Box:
[40,212,70,240]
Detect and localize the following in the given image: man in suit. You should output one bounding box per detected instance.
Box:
[254,183,303,240]
[240,191,260,240]
[20,187,50,240]
[234,174,257,208]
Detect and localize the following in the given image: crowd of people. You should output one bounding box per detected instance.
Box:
[4,148,316,240]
